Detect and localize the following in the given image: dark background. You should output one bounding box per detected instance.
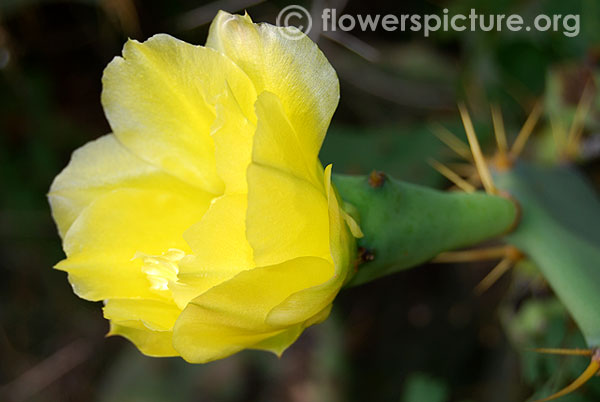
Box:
[1,0,599,401]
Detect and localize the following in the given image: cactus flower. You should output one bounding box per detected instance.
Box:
[48,11,361,363]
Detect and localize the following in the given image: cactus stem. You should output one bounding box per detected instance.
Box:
[428,159,476,193]
[510,100,543,159]
[459,102,498,195]
[534,350,600,402]
[334,173,518,286]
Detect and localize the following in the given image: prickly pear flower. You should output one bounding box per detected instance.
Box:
[48,11,362,363]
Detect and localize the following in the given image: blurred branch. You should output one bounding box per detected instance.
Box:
[325,45,454,111]
[308,0,348,41]
[0,339,92,402]
[100,0,141,38]
[176,0,266,31]
[323,31,380,63]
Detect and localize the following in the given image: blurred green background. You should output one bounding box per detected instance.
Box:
[1,0,599,401]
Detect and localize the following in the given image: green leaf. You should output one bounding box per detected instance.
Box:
[402,373,449,402]
[495,161,600,347]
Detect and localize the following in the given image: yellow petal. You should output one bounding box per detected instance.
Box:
[323,164,358,276]
[252,303,333,356]
[50,13,356,364]
[48,134,200,239]
[56,188,208,301]
[108,322,177,357]
[250,324,304,356]
[207,11,339,160]
[183,194,253,272]
[169,194,255,309]
[103,299,181,331]
[57,257,158,302]
[253,91,323,186]
[172,256,333,363]
[102,33,256,193]
[305,303,334,327]
[169,272,234,311]
[342,211,364,238]
[246,163,330,267]
[266,165,355,326]
[211,80,257,193]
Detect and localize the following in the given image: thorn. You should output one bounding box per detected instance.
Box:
[470,246,524,295]
[490,104,513,171]
[491,104,508,155]
[530,348,595,357]
[505,244,524,261]
[566,80,596,159]
[368,170,386,188]
[549,115,568,160]
[466,171,483,186]
[510,101,543,159]
[446,162,477,176]
[474,257,514,295]
[458,103,497,195]
[448,172,482,192]
[433,245,513,263]
[428,159,476,193]
[534,351,600,402]
[430,123,473,161]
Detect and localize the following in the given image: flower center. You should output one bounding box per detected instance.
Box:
[136,248,186,291]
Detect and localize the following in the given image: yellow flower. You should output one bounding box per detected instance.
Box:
[48,11,361,363]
